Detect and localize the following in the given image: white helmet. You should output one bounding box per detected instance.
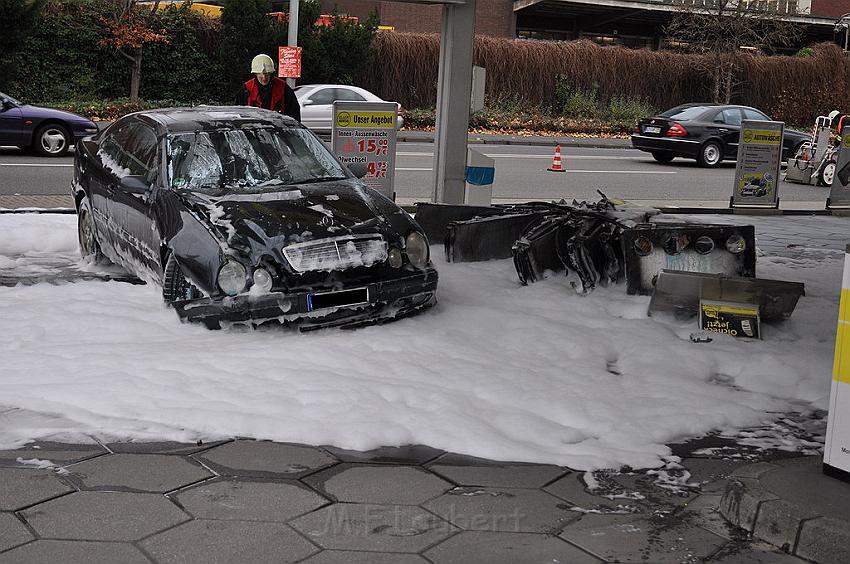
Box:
[251,54,275,74]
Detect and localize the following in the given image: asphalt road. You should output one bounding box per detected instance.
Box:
[0,141,832,206]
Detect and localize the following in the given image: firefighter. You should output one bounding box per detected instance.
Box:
[236,54,301,122]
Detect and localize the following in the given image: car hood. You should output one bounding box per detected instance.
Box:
[20,104,93,124]
[180,180,404,256]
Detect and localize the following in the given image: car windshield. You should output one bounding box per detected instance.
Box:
[0,92,22,105]
[660,106,711,121]
[167,125,347,194]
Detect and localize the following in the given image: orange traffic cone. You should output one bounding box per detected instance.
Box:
[547,145,565,172]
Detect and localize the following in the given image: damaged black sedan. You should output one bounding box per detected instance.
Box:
[71,107,437,329]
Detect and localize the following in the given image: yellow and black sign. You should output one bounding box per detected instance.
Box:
[335,111,396,129]
[824,245,850,478]
[741,129,781,145]
[700,300,760,338]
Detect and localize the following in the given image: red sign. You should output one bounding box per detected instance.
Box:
[278,46,302,78]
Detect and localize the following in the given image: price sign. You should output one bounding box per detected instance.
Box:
[331,101,398,200]
[732,120,784,209]
[277,46,302,78]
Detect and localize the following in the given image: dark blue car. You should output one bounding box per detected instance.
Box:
[0,92,99,156]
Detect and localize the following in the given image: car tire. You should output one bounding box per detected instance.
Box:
[819,160,837,187]
[77,196,106,264]
[162,253,202,304]
[33,123,71,157]
[697,140,723,168]
[651,152,674,164]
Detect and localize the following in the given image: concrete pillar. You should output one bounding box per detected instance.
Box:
[432,0,476,204]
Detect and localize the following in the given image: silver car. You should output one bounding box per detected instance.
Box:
[294,84,404,134]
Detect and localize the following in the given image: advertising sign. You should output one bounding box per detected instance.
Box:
[828,126,850,209]
[732,120,784,208]
[700,300,760,339]
[332,101,398,200]
[277,46,302,78]
[824,245,850,482]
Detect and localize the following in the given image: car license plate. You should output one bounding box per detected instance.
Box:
[644,126,661,134]
[308,287,369,311]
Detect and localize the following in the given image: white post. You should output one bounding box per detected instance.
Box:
[287,0,300,88]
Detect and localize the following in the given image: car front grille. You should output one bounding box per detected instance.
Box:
[282,235,388,273]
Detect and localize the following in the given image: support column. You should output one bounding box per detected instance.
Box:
[432,0,476,204]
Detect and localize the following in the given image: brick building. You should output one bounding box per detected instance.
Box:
[320,0,842,49]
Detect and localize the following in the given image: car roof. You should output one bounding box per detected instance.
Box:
[127,106,300,135]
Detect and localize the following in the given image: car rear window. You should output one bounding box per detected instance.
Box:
[661,106,711,121]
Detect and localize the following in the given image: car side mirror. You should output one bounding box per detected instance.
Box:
[301,99,314,106]
[1,100,13,111]
[119,175,150,194]
[346,162,369,179]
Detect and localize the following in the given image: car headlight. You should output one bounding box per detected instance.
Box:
[387,247,403,268]
[252,267,273,292]
[405,232,429,268]
[217,260,247,296]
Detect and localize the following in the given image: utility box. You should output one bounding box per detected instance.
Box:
[464,148,494,206]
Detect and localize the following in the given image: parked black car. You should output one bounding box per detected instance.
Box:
[0,92,98,156]
[71,107,437,329]
[631,104,809,167]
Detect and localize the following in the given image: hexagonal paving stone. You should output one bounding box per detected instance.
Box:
[559,513,727,563]
[140,519,318,564]
[424,530,601,564]
[0,468,73,511]
[428,453,567,488]
[67,453,212,493]
[195,441,337,478]
[300,551,430,564]
[304,464,451,505]
[21,491,188,541]
[291,503,457,552]
[176,479,327,521]
[321,445,445,465]
[544,472,638,514]
[0,441,107,468]
[0,540,150,564]
[423,487,577,534]
[0,513,34,552]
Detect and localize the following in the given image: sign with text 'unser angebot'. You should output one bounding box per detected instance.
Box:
[732,120,784,209]
[332,101,398,201]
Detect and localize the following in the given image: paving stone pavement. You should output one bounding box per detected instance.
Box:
[0,438,823,563]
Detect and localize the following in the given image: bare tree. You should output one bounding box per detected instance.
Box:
[666,0,803,103]
[99,0,169,101]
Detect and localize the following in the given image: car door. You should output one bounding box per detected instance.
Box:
[86,123,131,260]
[299,87,337,131]
[708,108,744,158]
[105,120,162,275]
[0,101,23,146]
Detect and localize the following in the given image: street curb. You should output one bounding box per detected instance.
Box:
[719,457,850,564]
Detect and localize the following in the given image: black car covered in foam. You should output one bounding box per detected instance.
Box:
[71,107,437,329]
[631,103,809,168]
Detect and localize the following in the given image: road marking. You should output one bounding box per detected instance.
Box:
[398,152,641,160]
[0,163,73,167]
[395,167,676,174]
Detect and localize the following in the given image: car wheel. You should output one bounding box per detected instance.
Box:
[77,196,105,263]
[33,123,70,157]
[651,152,674,164]
[697,140,722,167]
[819,160,837,187]
[162,253,202,304]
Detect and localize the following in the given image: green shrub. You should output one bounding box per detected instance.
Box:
[606,96,655,123]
